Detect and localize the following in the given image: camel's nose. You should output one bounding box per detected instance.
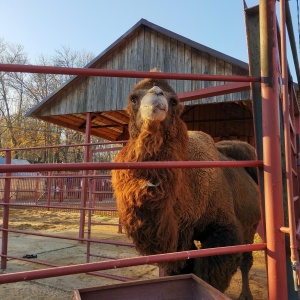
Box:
[148,86,164,96]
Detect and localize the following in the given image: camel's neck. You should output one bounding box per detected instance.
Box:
[129,119,188,162]
[113,118,191,264]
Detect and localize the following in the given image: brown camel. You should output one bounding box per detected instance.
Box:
[111,77,260,300]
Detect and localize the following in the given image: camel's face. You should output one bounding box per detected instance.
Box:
[137,85,168,122]
[127,79,183,133]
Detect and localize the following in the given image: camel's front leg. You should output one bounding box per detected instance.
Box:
[238,251,254,300]
[193,221,243,292]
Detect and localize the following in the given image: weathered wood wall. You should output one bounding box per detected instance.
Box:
[183,102,254,144]
[37,26,250,117]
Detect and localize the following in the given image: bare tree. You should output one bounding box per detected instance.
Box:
[0,39,102,163]
[0,39,28,153]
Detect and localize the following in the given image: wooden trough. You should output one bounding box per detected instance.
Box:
[73,274,230,300]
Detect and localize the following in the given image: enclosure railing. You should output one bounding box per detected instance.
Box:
[0,143,121,216]
[0,87,282,286]
[0,1,299,299]
[0,88,278,289]
[0,145,132,281]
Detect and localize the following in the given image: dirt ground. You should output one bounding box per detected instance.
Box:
[0,208,268,299]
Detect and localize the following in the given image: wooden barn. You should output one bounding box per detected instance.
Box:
[26,18,254,144]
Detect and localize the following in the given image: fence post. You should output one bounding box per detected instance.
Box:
[279,0,300,297]
[86,177,93,263]
[260,0,288,299]
[79,113,91,239]
[91,170,97,214]
[58,176,63,202]
[1,150,11,269]
[34,173,39,203]
[118,217,123,234]
[47,171,52,210]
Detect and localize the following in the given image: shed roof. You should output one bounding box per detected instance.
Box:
[0,157,30,165]
[26,19,250,141]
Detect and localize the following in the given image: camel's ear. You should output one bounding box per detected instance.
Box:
[150,67,157,72]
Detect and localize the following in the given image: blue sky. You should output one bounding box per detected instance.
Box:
[0,0,299,80]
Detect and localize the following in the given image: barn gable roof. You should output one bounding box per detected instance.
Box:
[26,18,251,141]
[86,18,248,70]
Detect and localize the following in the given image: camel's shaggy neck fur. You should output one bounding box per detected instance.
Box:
[132,117,188,161]
[114,113,191,265]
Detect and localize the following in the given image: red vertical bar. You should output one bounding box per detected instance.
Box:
[58,177,63,202]
[1,150,11,269]
[117,141,126,234]
[79,113,91,239]
[280,0,300,289]
[86,177,93,263]
[34,173,39,203]
[260,0,288,299]
[295,109,300,238]
[118,216,123,234]
[91,170,96,213]
[46,171,52,211]
[100,178,103,201]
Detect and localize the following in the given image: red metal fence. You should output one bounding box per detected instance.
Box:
[0,1,299,299]
[0,141,121,213]
[0,171,115,212]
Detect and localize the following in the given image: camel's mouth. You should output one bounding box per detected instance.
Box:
[140,89,168,122]
[140,105,167,121]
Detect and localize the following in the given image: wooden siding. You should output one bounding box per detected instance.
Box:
[37,26,250,117]
[182,102,254,144]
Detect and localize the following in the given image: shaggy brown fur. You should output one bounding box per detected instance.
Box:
[111,78,260,300]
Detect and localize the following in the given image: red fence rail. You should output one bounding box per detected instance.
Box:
[0,63,260,82]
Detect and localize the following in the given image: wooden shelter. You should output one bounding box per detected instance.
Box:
[26,19,254,143]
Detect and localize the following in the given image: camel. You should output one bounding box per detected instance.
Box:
[111,76,260,300]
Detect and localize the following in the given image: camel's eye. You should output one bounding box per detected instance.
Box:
[130,95,138,104]
[171,98,178,106]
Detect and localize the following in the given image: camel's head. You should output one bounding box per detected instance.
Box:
[126,78,184,137]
